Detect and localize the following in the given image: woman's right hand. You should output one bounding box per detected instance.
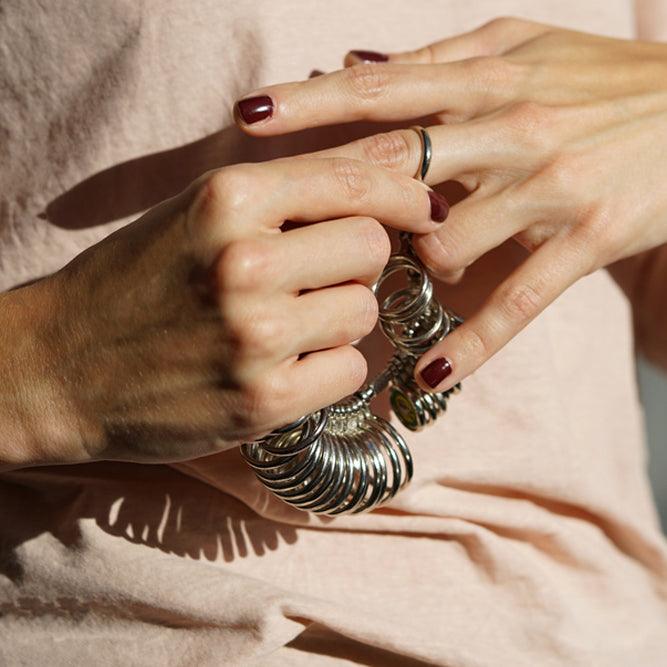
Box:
[2,156,446,466]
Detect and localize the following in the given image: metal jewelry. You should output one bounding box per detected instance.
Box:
[410,125,432,182]
[241,126,461,516]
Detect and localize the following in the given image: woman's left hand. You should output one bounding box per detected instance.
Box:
[233,18,667,392]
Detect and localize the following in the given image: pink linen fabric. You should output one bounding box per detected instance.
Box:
[1,1,666,665]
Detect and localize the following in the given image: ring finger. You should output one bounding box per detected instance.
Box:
[226,282,377,369]
[300,122,515,191]
[276,216,391,291]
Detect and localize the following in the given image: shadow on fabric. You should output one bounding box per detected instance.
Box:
[40,115,445,232]
[0,459,299,583]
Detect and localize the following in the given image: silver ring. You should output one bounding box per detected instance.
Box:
[410,125,432,182]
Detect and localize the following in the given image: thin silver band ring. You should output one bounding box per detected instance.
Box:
[410,125,432,182]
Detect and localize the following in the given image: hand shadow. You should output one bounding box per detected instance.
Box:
[15,67,530,589]
[40,65,441,231]
[0,460,298,583]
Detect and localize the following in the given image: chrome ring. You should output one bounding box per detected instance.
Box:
[410,125,432,182]
[240,232,464,516]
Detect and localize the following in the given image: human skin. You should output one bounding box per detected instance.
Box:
[3,18,666,468]
[233,17,667,391]
[0,158,447,466]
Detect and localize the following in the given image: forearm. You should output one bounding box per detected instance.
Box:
[0,281,86,468]
[608,244,667,371]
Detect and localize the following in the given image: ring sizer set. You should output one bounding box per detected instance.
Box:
[241,233,462,516]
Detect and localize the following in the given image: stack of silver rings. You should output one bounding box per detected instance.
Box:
[241,126,462,515]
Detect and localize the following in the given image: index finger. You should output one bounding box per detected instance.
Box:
[198,157,450,236]
[414,232,591,392]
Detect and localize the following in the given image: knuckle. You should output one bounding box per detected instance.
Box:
[571,207,617,263]
[495,281,543,325]
[241,315,285,358]
[413,43,437,64]
[536,28,565,47]
[187,173,223,231]
[483,16,519,31]
[224,309,285,362]
[341,346,369,391]
[331,158,373,202]
[415,229,464,277]
[351,353,369,389]
[467,55,518,89]
[539,154,580,198]
[344,62,391,102]
[217,238,272,292]
[504,102,555,153]
[459,326,492,362]
[196,167,252,219]
[398,179,424,217]
[357,217,391,266]
[237,375,289,428]
[360,131,413,169]
[351,285,379,337]
[332,288,378,345]
[440,268,466,285]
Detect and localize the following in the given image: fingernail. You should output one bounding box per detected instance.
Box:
[420,357,452,389]
[349,49,389,63]
[428,191,450,223]
[235,95,274,124]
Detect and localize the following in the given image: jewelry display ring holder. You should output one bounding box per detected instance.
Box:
[240,232,463,516]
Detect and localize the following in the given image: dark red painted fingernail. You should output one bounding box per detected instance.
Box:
[420,357,452,389]
[235,95,274,124]
[428,191,450,222]
[350,50,389,63]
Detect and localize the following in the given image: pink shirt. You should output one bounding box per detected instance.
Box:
[1,1,666,664]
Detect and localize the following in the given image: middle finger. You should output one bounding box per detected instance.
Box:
[234,61,520,133]
[306,123,503,189]
[274,216,392,293]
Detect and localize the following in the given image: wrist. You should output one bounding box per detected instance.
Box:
[0,278,92,467]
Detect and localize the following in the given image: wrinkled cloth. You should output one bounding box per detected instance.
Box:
[1,1,667,665]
